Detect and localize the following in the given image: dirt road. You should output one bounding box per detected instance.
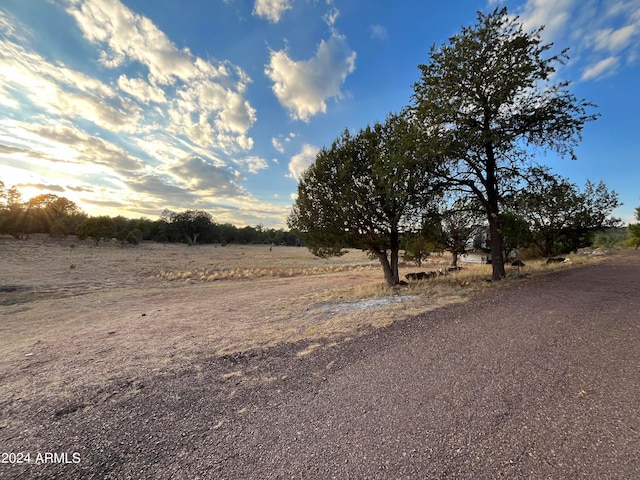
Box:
[2,253,639,479]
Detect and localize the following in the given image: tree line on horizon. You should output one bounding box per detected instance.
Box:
[0,183,300,247]
[288,7,630,286]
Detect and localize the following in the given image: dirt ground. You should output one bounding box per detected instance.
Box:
[0,237,469,423]
[3,237,632,479]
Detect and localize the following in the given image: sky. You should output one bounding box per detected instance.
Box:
[0,0,638,228]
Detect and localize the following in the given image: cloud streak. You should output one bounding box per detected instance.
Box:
[581,56,620,80]
[514,0,640,81]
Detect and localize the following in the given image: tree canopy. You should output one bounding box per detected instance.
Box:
[411,7,598,279]
[289,113,436,286]
[510,169,620,256]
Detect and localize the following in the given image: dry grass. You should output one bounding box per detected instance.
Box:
[157,263,379,282]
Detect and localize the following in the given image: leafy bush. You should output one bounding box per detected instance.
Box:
[50,221,68,238]
[126,230,141,245]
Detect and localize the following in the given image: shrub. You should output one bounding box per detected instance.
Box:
[50,221,68,238]
[126,230,141,245]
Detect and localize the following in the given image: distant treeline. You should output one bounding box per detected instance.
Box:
[0,184,301,246]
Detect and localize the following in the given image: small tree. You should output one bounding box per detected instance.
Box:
[412,7,598,279]
[441,202,484,267]
[126,229,142,245]
[403,236,431,267]
[514,169,620,255]
[289,113,436,286]
[499,211,532,260]
[403,212,446,266]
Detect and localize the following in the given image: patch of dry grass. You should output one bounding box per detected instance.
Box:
[157,263,379,282]
[148,244,380,282]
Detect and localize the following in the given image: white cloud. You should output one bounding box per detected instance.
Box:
[64,0,256,151]
[1,119,144,174]
[0,33,140,132]
[235,155,269,174]
[288,144,319,180]
[323,7,339,27]
[368,24,388,41]
[65,0,196,84]
[516,0,575,40]
[271,132,297,153]
[272,137,285,153]
[265,33,356,121]
[608,24,637,51]
[588,23,638,53]
[168,156,243,194]
[117,75,167,104]
[253,0,293,23]
[581,56,620,80]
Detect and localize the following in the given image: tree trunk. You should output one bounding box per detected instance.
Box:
[373,250,395,286]
[488,211,505,280]
[372,230,401,287]
[451,251,459,267]
[389,230,400,286]
[484,140,505,280]
[185,232,199,245]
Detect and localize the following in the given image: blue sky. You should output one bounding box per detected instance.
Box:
[0,0,638,227]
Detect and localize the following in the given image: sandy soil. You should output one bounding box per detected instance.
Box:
[0,237,467,419]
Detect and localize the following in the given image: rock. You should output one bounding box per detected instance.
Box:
[546,257,565,264]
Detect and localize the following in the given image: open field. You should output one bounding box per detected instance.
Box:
[0,236,605,448]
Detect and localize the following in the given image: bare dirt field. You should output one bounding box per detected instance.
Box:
[0,237,478,412]
[2,236,626,479]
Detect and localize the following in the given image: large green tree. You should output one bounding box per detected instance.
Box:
[412,7,598,279]
[289,113,435,286]
[25,194,86,236]
[161,210,215,245]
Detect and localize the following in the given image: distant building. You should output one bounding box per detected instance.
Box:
[461,252,489,264]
